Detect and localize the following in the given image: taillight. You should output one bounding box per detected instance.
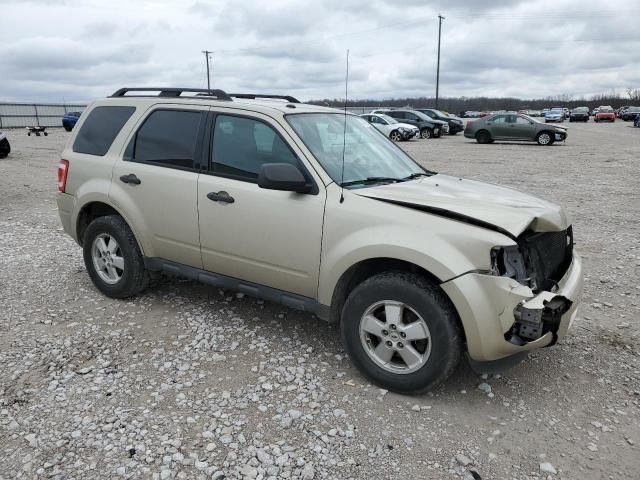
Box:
[58,159,69,192]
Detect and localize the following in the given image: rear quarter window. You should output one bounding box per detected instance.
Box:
[73,106,136,156]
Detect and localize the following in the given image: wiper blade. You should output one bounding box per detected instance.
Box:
[402,172,432,180]
[340,176,403,187]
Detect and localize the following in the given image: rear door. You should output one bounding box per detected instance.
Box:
[197,111,325,298]
[487,114,510,138]
[110,105,207,268]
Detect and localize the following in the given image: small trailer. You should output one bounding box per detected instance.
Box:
[26,126,48,136]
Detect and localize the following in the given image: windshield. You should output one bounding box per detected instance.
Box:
[574,107,589,112]
[521,114,541,123]
[430,109,448,117]
[377,114,399,124]
[628,107,640,112]
[600,107,614,112]
[286,113,429,188]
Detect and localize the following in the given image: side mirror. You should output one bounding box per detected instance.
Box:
[258,163,310,194]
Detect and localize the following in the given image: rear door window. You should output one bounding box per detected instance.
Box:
[73,106,135,156]
[129,109,203,170]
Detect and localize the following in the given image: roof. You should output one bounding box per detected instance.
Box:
[100,87,344,116]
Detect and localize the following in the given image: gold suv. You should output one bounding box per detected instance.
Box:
[57,88,583,393]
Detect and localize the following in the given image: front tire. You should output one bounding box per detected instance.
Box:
[341,272,463,394]
[389,130,402,142]
[536,131,555,145]
[420,128,432,139]
[537,131,555,146]
[83,215,149,299]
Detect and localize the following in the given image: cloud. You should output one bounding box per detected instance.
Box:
[0,0,638,102]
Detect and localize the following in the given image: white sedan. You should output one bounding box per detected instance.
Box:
[359,113,419,141]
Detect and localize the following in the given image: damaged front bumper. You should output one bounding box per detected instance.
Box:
[441,253,583,362]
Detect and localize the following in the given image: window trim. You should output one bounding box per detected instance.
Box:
[123,107,207,173]
[204,111,319,195]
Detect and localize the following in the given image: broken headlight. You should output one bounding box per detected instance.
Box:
[490,245,531,286]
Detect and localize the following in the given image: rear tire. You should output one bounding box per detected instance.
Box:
[64,125,72,132]
[475,130,491,144]
[83,215,149,299]
[340,272,463,394]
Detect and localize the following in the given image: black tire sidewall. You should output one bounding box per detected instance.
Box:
[341,272,462,394]
[82,215,148,298]
[476,131,490,144]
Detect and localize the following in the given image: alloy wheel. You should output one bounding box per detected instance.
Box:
[91,233,124,284]
[359,300,432,374]
[538,133,551,145]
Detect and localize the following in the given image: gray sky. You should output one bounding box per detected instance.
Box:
[1,0,639,103]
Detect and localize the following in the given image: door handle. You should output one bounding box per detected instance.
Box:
[120,174,141,185]
[207,191,235,204]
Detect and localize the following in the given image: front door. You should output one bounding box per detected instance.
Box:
[110,106,207,268]
[512,115,536,140]
[197,112,326,298]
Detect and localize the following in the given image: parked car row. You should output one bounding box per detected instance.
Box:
[361,108,461,140]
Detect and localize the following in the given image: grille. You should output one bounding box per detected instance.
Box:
[520,226,573,292]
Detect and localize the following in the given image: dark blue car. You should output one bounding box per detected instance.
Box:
[62,111,82,131]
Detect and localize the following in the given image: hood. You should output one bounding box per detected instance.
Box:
[354,174,570,238]
[395,122,418,130]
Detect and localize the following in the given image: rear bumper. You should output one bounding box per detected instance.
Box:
[441,253,583,362]
[57,192,76,240]
[448,123,464,133]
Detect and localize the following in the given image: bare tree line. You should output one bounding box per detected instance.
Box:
[310,89,640,114]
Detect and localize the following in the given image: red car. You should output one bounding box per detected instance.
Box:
[595,106,615,122]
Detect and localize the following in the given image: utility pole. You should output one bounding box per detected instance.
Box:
[201,50,213,90]
[435,15,444,109]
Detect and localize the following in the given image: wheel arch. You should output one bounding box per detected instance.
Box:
[327,257,457,326]
[76,201,146,255]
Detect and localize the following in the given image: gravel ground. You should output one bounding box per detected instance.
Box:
[0,121,638,480]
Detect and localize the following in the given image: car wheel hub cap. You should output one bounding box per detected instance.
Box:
[91,233,124,285]
[359,300,432,375]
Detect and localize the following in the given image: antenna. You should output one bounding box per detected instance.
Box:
[339,49,349,204]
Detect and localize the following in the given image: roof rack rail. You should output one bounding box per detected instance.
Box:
[110,87,232,101]
[229,93,301,104]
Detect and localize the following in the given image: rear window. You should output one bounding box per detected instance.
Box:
[73,106,135,156]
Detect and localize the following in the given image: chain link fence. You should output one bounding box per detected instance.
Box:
[0,103,87,129]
